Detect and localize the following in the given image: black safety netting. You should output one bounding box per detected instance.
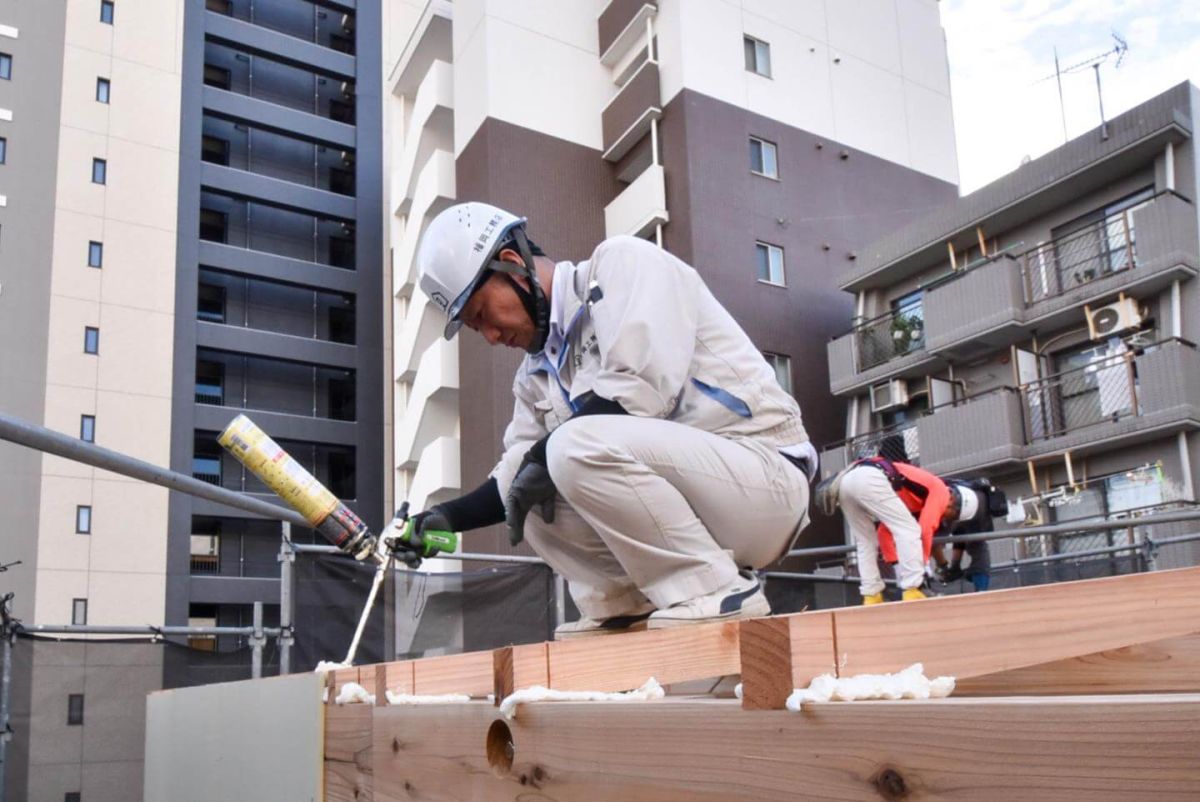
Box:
[291,552,562,670]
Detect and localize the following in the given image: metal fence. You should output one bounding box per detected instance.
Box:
[1020,205,1136,304]
[825,421,920,467]
[1020,351,1137,442]
[852,304,926,371]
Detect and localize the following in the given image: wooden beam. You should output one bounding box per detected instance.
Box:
[412,650,494,697]
[545,620,740,694]
[494,642,549,704]
[324,703,373,802]
[957,634,1200,696]
[738,612,836,710]
[833,566,1200,680]
[380,660,414,696]
[370,695,1200,800]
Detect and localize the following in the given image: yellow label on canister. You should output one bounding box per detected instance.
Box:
[217,414,338,526]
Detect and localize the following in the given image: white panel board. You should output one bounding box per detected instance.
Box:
[143,673,324,802]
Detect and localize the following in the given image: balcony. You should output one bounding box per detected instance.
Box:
[406,435,461,513]
[209,0,355,54]
[598,0,657,66]
[827,305,940,396]
[819,422,920,478]
[916,340,1200,476]
[394,337,459,470]
[923,192,1198,357]
[393,149,456,298]
[393,59,453,216]
[917,388,1026,476]
[604,163,668,239]
[601,60,660,162]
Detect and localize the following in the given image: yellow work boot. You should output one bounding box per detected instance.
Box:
[862,593,885,605]
[901,586,928,601]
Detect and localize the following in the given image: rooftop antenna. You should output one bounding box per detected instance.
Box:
[1039,33,1129,142]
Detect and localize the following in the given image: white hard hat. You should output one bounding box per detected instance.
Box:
[953,484,979,522]
[415,202,527,339]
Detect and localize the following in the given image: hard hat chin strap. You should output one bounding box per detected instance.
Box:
[487,227,551,354]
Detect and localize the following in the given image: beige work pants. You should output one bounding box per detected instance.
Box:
[522,415,809,619]
[838,464,926,595]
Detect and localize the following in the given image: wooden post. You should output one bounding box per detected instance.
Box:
[493,643,549,705]
[738,612,837,710]
[976,226,988,258]
[947,240,958,270]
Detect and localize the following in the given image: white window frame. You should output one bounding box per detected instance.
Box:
[743,36,771,78]
[749,136,778,179]
[755,241,785,287]
[72,598,88,625]
[763,352,793,394]
[76,505,92,534]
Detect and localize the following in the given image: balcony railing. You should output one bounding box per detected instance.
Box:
[1020,206,1140,304]
[190,555,220,575]
[852,305,925,371]
[194,471,222,486]
[825,421,920,469]
[1021,352,1138,443]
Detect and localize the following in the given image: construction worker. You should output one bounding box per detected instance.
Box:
[406,203,816,638]
[936,480,997,592]
[815,456,970,604]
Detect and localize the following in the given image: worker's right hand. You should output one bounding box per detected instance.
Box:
[406,508,453,550]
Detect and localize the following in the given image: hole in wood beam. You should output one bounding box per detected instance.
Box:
[486,719,515,777]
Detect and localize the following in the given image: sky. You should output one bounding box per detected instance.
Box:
[941,0,1200,193]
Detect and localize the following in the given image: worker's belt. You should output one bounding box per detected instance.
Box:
[781,452,816,483]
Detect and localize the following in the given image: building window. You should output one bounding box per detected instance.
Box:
[0,136,7,165]
[67,694,84,726]
[91,158,106,184]
[96,77,110,103]
[743,36,771,77]
[197,283,226,323]
[80,415,95,442]
[195,359,224,405]
[88,241,103,267]
[203,64,231,91]
[100,0,115,24]
[0,53,11,81]
[66,793,82,802]
[201,135,229,166]
[889,290,925,356]
[763,352,792,394]
[76,505,92,534]
[83,327,99,354]
[749,137,777,179]
[199,209,227,242]
[206,0,233,14]
[72,598,88,625]
[755,242,785,286]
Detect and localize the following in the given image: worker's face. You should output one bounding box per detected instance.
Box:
[458,250,535,350]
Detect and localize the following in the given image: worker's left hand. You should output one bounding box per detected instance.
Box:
[505,451,556,546]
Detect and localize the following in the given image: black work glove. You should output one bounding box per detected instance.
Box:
[505,440,556,546]
[940,563,964,583]
[408,507,452,547]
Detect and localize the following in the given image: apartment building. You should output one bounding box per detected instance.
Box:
[384,0,961,616]
[166,0,382,688]
[821,82,1200,581]
[0,0,382,798]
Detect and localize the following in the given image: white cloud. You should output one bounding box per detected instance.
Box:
[941,0,1199,193]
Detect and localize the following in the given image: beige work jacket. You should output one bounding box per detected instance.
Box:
[491,236,809,494]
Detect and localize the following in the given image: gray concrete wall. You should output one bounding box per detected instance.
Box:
[0,2,68,798]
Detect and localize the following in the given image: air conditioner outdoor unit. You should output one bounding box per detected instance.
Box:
[869,379,908,413]
[1086,295,1144,340]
